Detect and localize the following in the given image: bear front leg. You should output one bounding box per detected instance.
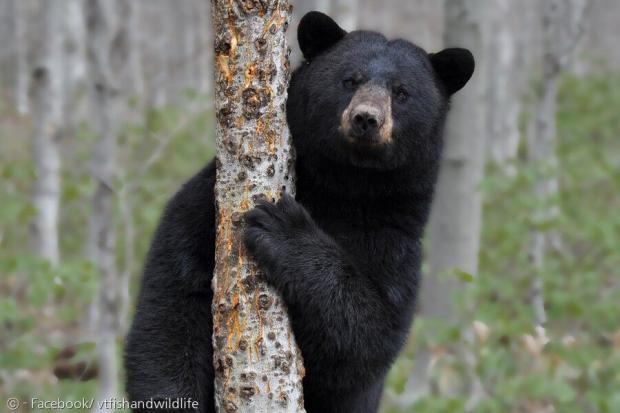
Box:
[243,194,402,394]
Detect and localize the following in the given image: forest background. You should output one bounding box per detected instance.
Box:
[1,0,619,412]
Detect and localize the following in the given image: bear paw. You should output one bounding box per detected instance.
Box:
[243,193,315,280]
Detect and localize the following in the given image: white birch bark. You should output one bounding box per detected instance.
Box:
[486,0,522,167]
[210,1,305,411]
[195,0,213,96]
[332,0,358,32]
[406,0,489,402]
[424,0,488,328]
[61,0,87,138]
[181,2,197,92]
[314,0,331,14]
[575,0,620,72]
[64,0,87,88]
[127,0,145,98]
[85,0,130,408]
[30,0,64,266]
[10,0,30,115]
[527,0,590,326]
[152,1,172,107]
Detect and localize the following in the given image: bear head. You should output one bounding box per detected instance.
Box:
[287,11,475,176]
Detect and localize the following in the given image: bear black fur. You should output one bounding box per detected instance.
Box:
[125,11,474,413]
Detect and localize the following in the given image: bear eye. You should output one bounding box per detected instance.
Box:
[343,78,356,89]
[394,87,409,102]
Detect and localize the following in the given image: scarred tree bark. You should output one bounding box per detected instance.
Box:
[210,1,305,412]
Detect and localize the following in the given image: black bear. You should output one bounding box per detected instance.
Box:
[125,11,474,413]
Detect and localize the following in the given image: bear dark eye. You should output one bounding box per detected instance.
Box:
[343,78,356,89]
[394,87,409,102]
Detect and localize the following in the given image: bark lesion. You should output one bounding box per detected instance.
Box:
[211,0,304,409]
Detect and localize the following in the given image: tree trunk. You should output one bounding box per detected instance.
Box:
[407,0,489,401]
[85,0,130,408]
[486,0,522,167]
[210,1,305,411]
[424,0,488,328]
[127,0,145,98]
[30,0,64,266]
[10,0,30,115]
[332,0,358,31]
[314,0,331,14]
[61,0,87,140]
[527,0,590,326]
[196,0,213,96]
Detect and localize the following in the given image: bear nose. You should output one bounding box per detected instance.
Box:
[350,105,384,136]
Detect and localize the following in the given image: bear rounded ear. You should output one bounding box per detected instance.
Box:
[298,11,347,61]
[430,48,475,95]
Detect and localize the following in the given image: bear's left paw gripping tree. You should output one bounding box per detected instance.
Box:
[210,1,306,412]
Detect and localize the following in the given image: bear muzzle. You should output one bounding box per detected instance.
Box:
[340,83,393,146]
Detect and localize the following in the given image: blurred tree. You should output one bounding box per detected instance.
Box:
[485,0,523,167]
[85,0,131,407]
[30,0,65,266]
[210,0,305,411]
[409,0,490,401]
[527,0,590,326]
[358,0,444,49]
[126,0,145,98]
[332,0,358,31]
[314,0,330,14]
[195,0,213,97]
[311,0,358,32]
[424,0,488,333]
[577,0,620,72]
[7,0,30,115]
[61,0,87,140]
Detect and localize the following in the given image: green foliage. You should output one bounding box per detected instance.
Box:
[384,73,620,412]
[1,72,619,412]
[0,91,214,405]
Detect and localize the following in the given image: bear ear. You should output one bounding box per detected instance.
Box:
[298,11,347,61]
[429,48,475,95]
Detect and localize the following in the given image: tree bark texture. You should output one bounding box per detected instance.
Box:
[30,0,64,266]
[210,1,305,412]
[85,0,130,408]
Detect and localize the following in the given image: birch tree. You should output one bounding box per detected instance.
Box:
[9,0,30,115]
[407,0,489,400]
[423,0,488,330]
[331,0,358,32]
[195,0,213,96]
[527,0,590,326]
[486,0,522,167]
[61,0,87,138]
[85,0,130,407]
[126,0,144,98]
[30,0,64,266]
[210,0,305,411]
